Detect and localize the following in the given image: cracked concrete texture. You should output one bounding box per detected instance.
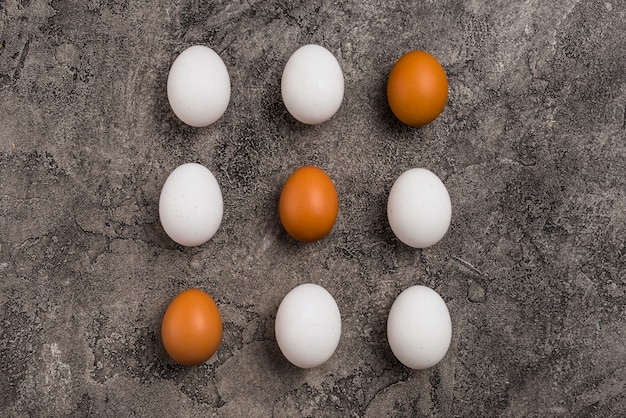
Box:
[1,0,625,416]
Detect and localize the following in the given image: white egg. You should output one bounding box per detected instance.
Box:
[159,163,223,247]
[281,44,344,124]
[387,285,452,369]
[387,168,452,248]
[275,283,341,368]
[167,45,230,127]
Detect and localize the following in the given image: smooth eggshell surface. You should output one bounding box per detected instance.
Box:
[387,50,449,126]
[161,289,223,366]
[387,168,451,248]
[275,283,341,368]
[387,285,452,369]
[167,45,230,127]
[159,163,223,247]
[281,44,344,124]
[278,165,339,242]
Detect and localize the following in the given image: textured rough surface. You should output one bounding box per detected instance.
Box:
[1,0,625,416]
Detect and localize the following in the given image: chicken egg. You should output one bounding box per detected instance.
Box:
[387,168,451,248]
[278,166,339,242]
[275,283,341,368]
[387,285,452,369]
[387,50,448,126]
[281,44,344,124]
[159,162,223,247]
[161,288,222,366]
[167,45,231,127]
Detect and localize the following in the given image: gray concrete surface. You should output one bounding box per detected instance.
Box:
[1,0,625,416]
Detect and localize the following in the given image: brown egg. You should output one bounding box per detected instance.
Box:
[279,166,339,242]
[387,50,449,126]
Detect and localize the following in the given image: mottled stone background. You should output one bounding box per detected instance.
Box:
[1,0,625,416]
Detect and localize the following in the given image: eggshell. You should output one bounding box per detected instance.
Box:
[281,44,344,124]
[387,168,451,248]
[161,288,222,366]
[159,163,223,247]
[387,285,452,369]
[275,283,341,368]
[387,50,448,126]
[278,165,339,242]
[167,45,230,127]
